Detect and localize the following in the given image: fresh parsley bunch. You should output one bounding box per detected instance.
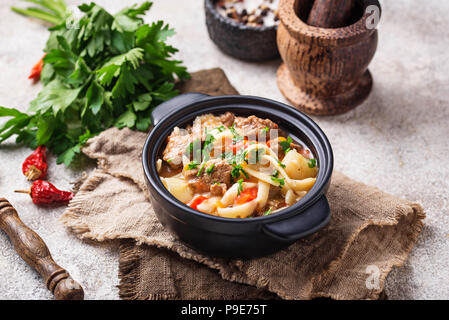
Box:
[1,1,189,166]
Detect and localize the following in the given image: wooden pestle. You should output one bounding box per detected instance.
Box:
[307,0,355,28]
[0,198,84,300]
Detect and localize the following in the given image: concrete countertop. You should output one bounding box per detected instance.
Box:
[0,0,448,299]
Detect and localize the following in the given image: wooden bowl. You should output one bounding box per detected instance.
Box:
[276,0,381,115]
[204,0,280,61]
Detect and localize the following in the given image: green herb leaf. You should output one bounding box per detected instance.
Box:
[206,163,215,175]
[197,161,206,176]
[187,161,199,170]
[271,176,285,188]
[229,123,243,143]
[36,115,56,145]
[28,79,84,114]
[185,139,201,162]
[85,80,104,115]
[279,136,293,152]
[133,93,152,111]
[115,109,136,128]
[237,178,244,195]
[231,164,249,182]
[277,160,286,168]
[0,107,32,143]
[2,1,189,166]
[308,158,317,168]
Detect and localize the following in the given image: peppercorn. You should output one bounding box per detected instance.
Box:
[15,180,74,205]
[22,145,48,181]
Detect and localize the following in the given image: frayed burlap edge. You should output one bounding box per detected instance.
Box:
[311,203,425,300]
[118,240,177,300]
[62,168,425,300]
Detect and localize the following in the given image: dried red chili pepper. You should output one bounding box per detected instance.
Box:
[28,54,46,81]
[22,145,48,181]
[15,180,74,205]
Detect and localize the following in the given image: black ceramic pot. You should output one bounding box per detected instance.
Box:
[204,0,279,61]
[142,93,333,258]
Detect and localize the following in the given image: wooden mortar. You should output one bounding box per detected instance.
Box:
[276,0,381,115]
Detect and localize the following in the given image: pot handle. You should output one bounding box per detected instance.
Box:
[151,93,210,126]
[262,196,331,242]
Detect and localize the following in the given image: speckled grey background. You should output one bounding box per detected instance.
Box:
[0,0,448,300]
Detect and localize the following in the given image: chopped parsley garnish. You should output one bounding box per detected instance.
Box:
[237,178,244,195]
[263,126,270,133]
[271,176,285,188]
[279,136,293,152]
[186,130,215,164]
[202,131,216,162]
[264,208,272,216]
[308,158,317,168]
[231,164,249,182]
[247,148,262,164]
[166,158,174,163]
[229,123,244,143]
[224,148,247,165]
[187,161,199,170]
[203,132,216,151]
[277,160,286,168]
[197,161,206,176]
[235,148,248,164]
[271,169,279,178]
[186,138,202,161]
[216,125,226,132]
[206,163,215,175]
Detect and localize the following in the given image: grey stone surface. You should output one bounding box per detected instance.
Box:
[0,0,448,300]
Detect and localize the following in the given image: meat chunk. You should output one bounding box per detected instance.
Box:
[234,115,278,139]
[291,143,313,159]
[192,112,235,140]
[183,159,232,194]
[162,126,192,169]
[210,183,228,196]
[207,158,232,186]
[219,112,235,127]
[257,199,287,217]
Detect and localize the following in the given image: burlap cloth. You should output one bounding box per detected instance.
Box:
[60,68,425,300]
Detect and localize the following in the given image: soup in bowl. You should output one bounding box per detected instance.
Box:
[157,112,318,218]
[142,93,333,258]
